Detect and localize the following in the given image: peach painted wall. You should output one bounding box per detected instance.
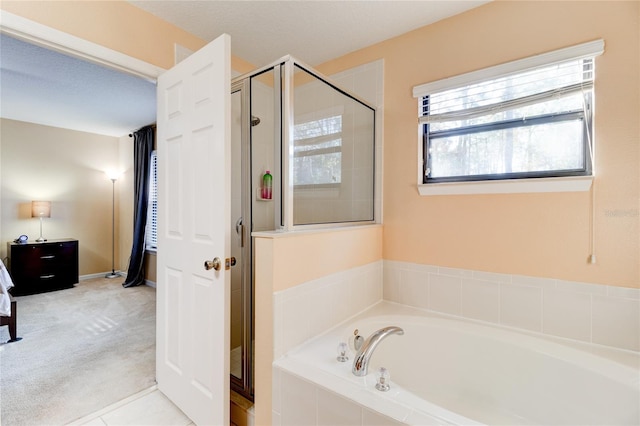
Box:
[317,1,639,288]
[269,225,383,292]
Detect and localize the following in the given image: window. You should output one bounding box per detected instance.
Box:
[414,40,604,189]
[145,150,157,251]
[293,114,342,186]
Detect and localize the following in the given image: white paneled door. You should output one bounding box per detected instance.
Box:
[156,34,231,426]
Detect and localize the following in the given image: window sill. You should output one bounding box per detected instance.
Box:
[417,175,593,196]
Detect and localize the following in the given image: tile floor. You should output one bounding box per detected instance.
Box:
[69,386,193,426]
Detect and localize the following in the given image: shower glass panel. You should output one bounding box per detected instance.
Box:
[292,65,375,225]
[230,88,245,382]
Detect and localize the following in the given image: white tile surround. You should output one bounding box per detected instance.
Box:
[273,261,383,359]
[274,260,639,360]
[273,368,407,426]
[272,260,639,426]
[384,260,640,352]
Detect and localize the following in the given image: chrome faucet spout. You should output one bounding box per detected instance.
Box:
[352,326,404,376]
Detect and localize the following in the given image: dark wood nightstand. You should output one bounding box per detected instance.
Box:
[7,239,79,296]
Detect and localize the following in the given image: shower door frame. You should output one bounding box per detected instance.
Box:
[230,78,254,400]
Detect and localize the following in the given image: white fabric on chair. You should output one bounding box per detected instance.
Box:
[1,261,14,316]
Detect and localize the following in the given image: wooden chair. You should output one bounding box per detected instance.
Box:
[0,294,19,342]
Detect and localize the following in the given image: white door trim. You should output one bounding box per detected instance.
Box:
[0,10,164,82]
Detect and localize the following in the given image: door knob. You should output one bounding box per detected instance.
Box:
[204,257,222,271]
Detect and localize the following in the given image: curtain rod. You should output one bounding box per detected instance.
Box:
[129,123,156,137]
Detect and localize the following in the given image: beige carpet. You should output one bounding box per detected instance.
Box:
[0,277,156,426]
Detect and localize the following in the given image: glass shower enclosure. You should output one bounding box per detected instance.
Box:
[230,57,376,400]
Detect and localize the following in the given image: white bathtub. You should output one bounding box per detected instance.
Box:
[274,302,640,425]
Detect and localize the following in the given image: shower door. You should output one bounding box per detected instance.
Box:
[230,65,281,400]
[230,81,253,400]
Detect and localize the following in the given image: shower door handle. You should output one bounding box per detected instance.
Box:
[235,217,245,247]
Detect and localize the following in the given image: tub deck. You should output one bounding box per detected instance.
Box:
[274,302,640,425]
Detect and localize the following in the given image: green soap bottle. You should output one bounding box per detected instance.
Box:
[262,170,272,199]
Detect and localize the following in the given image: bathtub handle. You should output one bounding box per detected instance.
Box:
[354,334,364,351]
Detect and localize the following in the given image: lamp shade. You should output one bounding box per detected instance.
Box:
[31,201,51,218]
[105,170,120,181]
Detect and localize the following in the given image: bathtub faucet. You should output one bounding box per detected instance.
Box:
[352,326,404,377]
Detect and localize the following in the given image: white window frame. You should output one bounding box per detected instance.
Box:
[413,40,604,196]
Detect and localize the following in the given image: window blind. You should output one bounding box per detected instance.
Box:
[145,150,158,250]
[413,39,604,98]
[419,63,594,125]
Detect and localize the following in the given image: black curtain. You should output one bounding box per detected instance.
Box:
[123,125,154,288]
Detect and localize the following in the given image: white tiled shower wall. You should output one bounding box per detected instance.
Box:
[331,59,384,224]
[384,260,640,352]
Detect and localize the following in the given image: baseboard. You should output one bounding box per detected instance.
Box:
[79,273,156,290]
[79,271,127,281]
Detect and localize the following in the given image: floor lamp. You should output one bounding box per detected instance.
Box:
[106,173,120,279]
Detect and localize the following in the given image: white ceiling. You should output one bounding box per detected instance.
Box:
[128,0,490,68]
[0,1,489,138]
[0,33,157,137]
